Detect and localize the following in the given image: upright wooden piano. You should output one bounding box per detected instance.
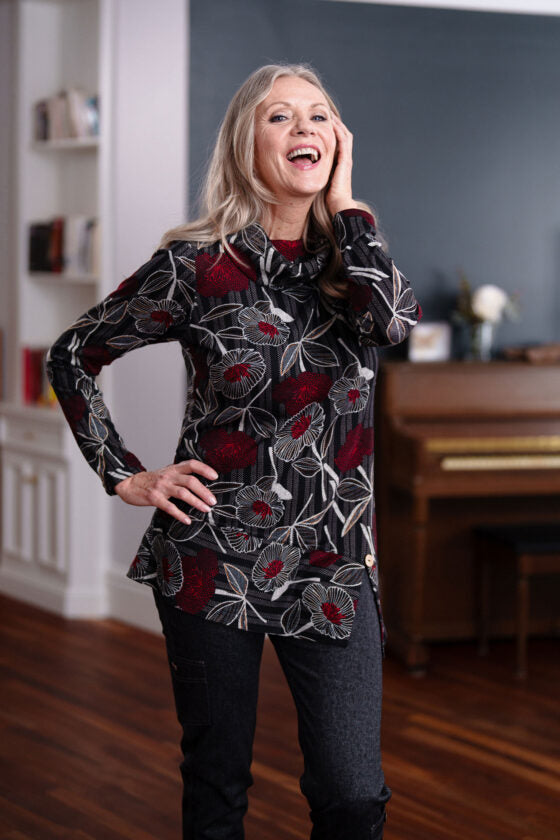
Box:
[375,361,560,672]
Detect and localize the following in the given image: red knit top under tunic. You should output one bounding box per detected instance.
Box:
[46,209,422,649]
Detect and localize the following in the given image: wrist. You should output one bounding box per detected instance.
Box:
[329,201,361,217]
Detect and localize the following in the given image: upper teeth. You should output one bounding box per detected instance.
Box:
[287,147,319,162]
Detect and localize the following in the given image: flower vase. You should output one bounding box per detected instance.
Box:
[469,320,494,361]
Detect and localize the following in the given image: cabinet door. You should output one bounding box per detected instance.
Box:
[1,448,68,572]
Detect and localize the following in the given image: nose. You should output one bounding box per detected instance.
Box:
[293,116,316,135]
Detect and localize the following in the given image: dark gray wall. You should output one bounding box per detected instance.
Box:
[189,1,560,352]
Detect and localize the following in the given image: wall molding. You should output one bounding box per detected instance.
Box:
[323,0,560,16]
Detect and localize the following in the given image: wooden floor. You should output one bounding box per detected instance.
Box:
[1,594,559,840]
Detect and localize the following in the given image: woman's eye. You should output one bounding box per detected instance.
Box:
[270,114,288,122]
[312,114,327,121]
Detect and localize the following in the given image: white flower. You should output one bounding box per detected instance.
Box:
[471,284,510,324]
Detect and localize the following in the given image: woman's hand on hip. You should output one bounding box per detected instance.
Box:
[326,114,361,217]
[114,460,219,525]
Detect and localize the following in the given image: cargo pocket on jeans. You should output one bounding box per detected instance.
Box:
[168,654,212,727]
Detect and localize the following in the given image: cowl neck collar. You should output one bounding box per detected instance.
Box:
[227,221,331,290]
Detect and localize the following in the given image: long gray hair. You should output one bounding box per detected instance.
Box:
[158,63,380,297]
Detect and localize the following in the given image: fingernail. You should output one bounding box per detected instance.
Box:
[209,496,217,504]
[184,515,191,524]
[211,471,218,478]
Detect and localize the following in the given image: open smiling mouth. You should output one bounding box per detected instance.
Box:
[286,147,321,169]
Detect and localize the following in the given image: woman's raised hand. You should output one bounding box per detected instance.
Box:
[114,460,218,525]
[326,114,360,217]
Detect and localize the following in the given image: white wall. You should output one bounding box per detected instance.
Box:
[0,0,17,404]
[103,0,189,629]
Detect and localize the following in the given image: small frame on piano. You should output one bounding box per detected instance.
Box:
[408,321,452,362]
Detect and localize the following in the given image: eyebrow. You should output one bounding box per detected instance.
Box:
[264,100,329,110]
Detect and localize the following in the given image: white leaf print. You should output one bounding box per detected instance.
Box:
[206,599,244,625]
[106,335,144,350]
[103,302,128,323]
[280,342,300,376]
[305,315,337,341]
[217,327,245,340]
[89,414,108,443]
[292,457,322,478]
[139,269,174,295]
[248,407,277,438]
[224,563,249,597]
[281,600,301,634]
[341,497,371,537]
[295,525,319,552]
[214,406,244,425]
[302,342,339,368]
[200,303,244,322]
[331,563,364,586]
[336,478,371,503]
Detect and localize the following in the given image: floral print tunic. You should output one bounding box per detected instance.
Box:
[46,209,421,648]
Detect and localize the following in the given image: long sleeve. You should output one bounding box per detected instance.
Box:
[324,209,422,347]
[45,240,195,495]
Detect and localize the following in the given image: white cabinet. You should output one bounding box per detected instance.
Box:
[2,443,68,573]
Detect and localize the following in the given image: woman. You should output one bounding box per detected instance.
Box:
[46,63,421,839]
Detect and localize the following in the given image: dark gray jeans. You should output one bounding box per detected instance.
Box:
[152,566,391,839]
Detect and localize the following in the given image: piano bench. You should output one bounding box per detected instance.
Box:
[472,522,560,679]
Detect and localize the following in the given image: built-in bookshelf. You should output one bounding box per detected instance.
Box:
[0,0,108,616]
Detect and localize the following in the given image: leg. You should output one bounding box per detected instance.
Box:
[516,560,529,679]
[152,587,265,839]
[477,537,490,657]
[270,568,391,840]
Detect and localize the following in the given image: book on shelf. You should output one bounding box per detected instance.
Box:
[28,216,100,276]
[33,87,100,141]
[22,346,57,408]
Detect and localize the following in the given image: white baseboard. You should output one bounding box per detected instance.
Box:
[0,562,107,617]
[105,568,161,634]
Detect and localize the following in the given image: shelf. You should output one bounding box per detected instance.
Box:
[31,136,100,151]
[0,400,62,424]
[28,271,98,285]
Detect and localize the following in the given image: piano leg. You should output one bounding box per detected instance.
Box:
[402,494,430,674]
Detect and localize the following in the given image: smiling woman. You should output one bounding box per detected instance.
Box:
[45,62,421,839]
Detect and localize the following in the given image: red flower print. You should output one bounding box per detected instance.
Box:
[59,393,87,426]
[272,371,333,415]
[238,304,290,346]
[309,549,343,568]
[274,401,325,462]
[210,348,266,399]
[128,543,152,580]
[271,239,306,260]
[348,280,373,312]
[200,428,257,472]
[302,582,355,640]
[221,527,263,554]
[251,542,300,592]
[334,423,374,472]
[236,483,284,530]
[81,345,114,375]
[328,374,370,415]
[127,297,185,335]
[196,250,254,297]
[156,539,184,596]
[176,548,219,613]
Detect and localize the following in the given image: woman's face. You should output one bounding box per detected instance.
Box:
[253,76,336,206]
